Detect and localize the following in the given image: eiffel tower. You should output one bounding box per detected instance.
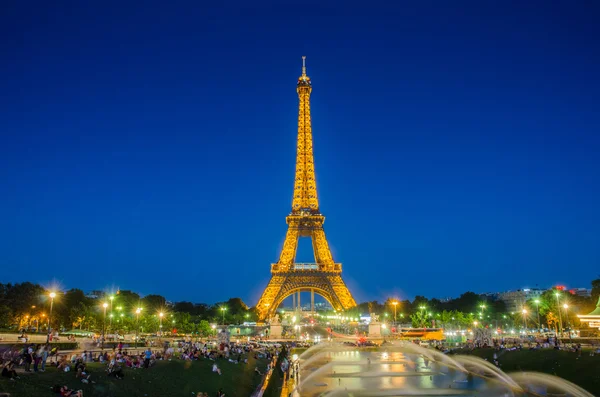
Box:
[256,57,357,321]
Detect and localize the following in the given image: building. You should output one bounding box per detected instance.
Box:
[85,290,105,299]
[498,288,545,312]
[479,292,500,302]
[569,288,591,298]
[577,297,600,330]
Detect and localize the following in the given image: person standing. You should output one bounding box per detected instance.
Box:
[24,345,33,372]
[33,344,41,372]
[144,347,151,368]
[41,344,49,372]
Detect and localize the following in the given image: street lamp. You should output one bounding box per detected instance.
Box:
[159,312,164,336]
[391,301,398,324]
[221,307,227,325]
[522,308,528,331]
[555,292,563,336]
[479,304,486,327]
[109,296,114,331]
[135,308,142,349]
[47,292,56,343]
[102,302,108,350]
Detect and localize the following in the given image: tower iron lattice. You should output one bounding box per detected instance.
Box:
[256,57,357,321]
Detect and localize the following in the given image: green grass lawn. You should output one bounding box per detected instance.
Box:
[0,356,270,397]
[452,347,600,395]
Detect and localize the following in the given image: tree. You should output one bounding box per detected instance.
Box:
[445,292,479,313]
[116,290,141,312]
[142,295,167,312]
[0,305,12,328]
[410,310,428,328]
[4,282,46,328]
[174,301,194,314]
[438,310,455,329]
[197,320,212,337]
[591,279,600,303]
[221,298,250,323]
[55,289,94,330]
[411,296,429,313]
[547,312,559,333]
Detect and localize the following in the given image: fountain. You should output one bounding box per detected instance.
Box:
[287,341,595,397]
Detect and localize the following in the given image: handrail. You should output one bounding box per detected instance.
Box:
[254,355,278,397]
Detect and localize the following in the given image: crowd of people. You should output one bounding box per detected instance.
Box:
[1,337,282,396]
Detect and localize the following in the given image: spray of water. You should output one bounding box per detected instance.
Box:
[452,354,521,390]
[510,372,595,397]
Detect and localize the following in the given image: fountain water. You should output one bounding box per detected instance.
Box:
[510,372,594,397]
[289,342,595,397]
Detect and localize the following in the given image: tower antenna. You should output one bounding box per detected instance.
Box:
[302,56,307,77]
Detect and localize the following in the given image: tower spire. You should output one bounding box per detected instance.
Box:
[302,56,307,77]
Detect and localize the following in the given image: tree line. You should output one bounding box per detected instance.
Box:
[0,279,598,334]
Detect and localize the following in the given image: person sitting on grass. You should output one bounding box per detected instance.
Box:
[107,359,125,379]
[2,361,19,380]
[53,385,83,397]
[75,359,92,383]
[57,355,71,372]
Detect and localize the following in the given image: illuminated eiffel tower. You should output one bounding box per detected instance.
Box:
[256,57,356,321]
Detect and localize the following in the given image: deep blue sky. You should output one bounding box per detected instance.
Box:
[1,1,599,305]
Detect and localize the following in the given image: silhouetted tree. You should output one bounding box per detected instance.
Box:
[142,294,167,312]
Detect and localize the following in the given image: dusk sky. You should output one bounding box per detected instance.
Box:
[1,2,599,305]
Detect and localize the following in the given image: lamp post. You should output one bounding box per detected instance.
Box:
[563,304,570,333]
[135,308,142,349]
[522,308,528,331]
[159,312,164,336]
[534,299,541,332]
[47,292,56,343]
[109,296,114,331]
[392,301,398,324]
[102,302,108,350]
[221,307,227,326]
[480,304,486,326]
[555,292,563,336]
[116,306,122,334]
